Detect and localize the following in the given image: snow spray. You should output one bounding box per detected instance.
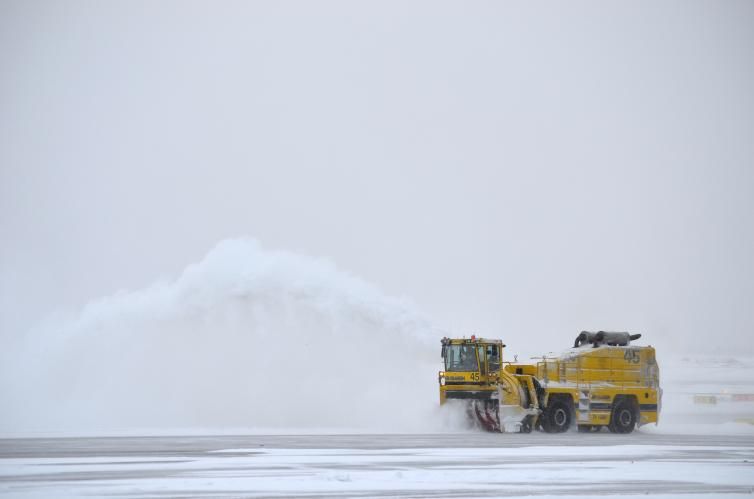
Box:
[0,238,456,434]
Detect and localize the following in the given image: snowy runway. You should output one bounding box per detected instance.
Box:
[1,433,753,498]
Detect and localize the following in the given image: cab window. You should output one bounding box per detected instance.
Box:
[486,345,500,371]
[443,344,479,372]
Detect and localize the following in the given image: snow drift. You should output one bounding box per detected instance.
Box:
[0,238,443,434]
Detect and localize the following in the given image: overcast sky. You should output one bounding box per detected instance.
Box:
[2,0,753,355]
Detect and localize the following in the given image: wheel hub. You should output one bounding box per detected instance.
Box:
[619,409,632,425]
[554,408,567,426]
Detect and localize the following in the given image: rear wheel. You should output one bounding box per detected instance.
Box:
[543,398,572,433]
[608,398,637,434]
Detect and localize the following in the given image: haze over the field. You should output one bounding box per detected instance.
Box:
[1,1,753,433]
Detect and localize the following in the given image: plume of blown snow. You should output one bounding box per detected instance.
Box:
[0,238,444,435]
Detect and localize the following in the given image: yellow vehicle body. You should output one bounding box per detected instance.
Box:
[439,337,540,432]
[439,332,661,433]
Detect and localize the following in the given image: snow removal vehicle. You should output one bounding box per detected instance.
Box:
[438,332,661,433]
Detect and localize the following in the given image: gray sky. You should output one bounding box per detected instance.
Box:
[2,0,753,355]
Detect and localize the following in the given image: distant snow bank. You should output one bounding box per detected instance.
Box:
[647,354,754,435]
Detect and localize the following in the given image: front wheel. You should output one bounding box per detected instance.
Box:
[543,399,572,433]
[608,399,637,434]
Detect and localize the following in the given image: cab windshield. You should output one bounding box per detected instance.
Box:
[444,344,479,372]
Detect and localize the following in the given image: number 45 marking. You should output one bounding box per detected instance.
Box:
[624,349,640,364]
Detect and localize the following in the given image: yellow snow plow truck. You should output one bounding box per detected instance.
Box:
[439,331,660,433]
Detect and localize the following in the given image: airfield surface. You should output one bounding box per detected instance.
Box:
[1,432,753,498]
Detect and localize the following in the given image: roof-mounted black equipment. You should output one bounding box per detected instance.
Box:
[573,331,642,348]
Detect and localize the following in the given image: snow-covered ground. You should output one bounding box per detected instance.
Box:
[1,433,753,498]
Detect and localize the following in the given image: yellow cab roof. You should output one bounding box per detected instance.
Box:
[444,337,504,346]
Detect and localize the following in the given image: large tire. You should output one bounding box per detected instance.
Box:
[543,398,572,433]
[609,398,637,434]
